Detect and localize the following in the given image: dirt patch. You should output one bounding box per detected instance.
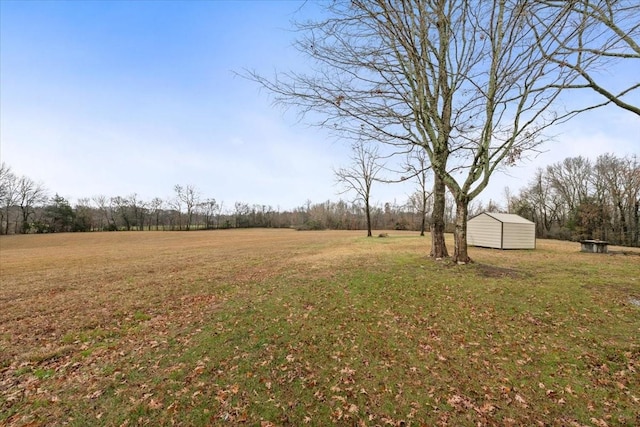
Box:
[609,250,640,256]
[474,263,522,279]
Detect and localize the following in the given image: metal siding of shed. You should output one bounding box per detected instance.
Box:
[484,212,534,224]
[502,223,536,249]
[468,213,502,248]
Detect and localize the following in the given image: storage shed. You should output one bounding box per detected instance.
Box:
[467,212,536,249]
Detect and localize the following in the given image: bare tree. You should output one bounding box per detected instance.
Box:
[16,176,48,233]
[111,196,132,231]
[247,0,588,262]
[403,149,432,237]
[174,185,200,231]
[216,200,224,229]
[538,0,640,116]
[92,194,114,231]
[503,186,516,214]
[335,141,384,237]
[234,202,251,228]
[149,197,164,230]
[198,198,219,229]
[546,157,593,215]
[127,193,146,231]
[0,163,19,235]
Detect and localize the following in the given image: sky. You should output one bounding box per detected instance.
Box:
[1,0,639,211]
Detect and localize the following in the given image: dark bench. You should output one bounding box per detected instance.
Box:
[580,240,609,254]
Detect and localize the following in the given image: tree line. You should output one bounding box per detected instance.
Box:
[2,153,638,247]
[507,154,640,247]
[0,162,430,234]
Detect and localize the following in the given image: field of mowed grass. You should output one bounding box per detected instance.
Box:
[1,229,639,426]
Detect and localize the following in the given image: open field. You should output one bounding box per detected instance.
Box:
[1,229,639,426]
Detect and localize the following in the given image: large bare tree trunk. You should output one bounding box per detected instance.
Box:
[430,174,448,258]
[453,197,471,264]
[617,201,628,246]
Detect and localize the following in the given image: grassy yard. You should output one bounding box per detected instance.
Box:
[1,229,639,426]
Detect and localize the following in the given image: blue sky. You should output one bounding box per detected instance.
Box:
[1,0,638,211]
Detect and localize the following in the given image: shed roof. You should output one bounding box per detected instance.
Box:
[474,212,534,225]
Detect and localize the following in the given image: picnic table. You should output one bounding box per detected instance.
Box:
[580,240,609,254]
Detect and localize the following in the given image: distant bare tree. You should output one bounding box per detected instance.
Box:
[403,149,432,237]
[16,176,48,233]
[0,163,19,235]
[199,198,219,229]
[92,194,114,231]
[515,169,562,237]
[111,196,132,231]
[174,185,200,231]
[216,200,224,228]
[149,197,164,230]
[546,157,593,215]
[335,141,384,237]
[128,193,146,231]
[234,202,251,228]
[503,187,516,214]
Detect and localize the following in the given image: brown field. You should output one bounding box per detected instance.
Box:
[1,230,380,361]
[1,229,639,426]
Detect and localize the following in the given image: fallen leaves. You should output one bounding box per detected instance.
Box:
[2,231,639,426]
[85,389,103,399]
[514,393,528,407]
[148,398,163,410]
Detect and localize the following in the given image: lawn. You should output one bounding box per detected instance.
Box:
[1,229,639,426]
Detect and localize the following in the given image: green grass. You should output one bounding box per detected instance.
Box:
[1,230,638,426]
[62,256,640,424]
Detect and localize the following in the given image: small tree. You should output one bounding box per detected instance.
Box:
[335,141,384,237]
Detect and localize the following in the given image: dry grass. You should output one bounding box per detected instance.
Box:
[1,230,639,426]
[0,230,366,362]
